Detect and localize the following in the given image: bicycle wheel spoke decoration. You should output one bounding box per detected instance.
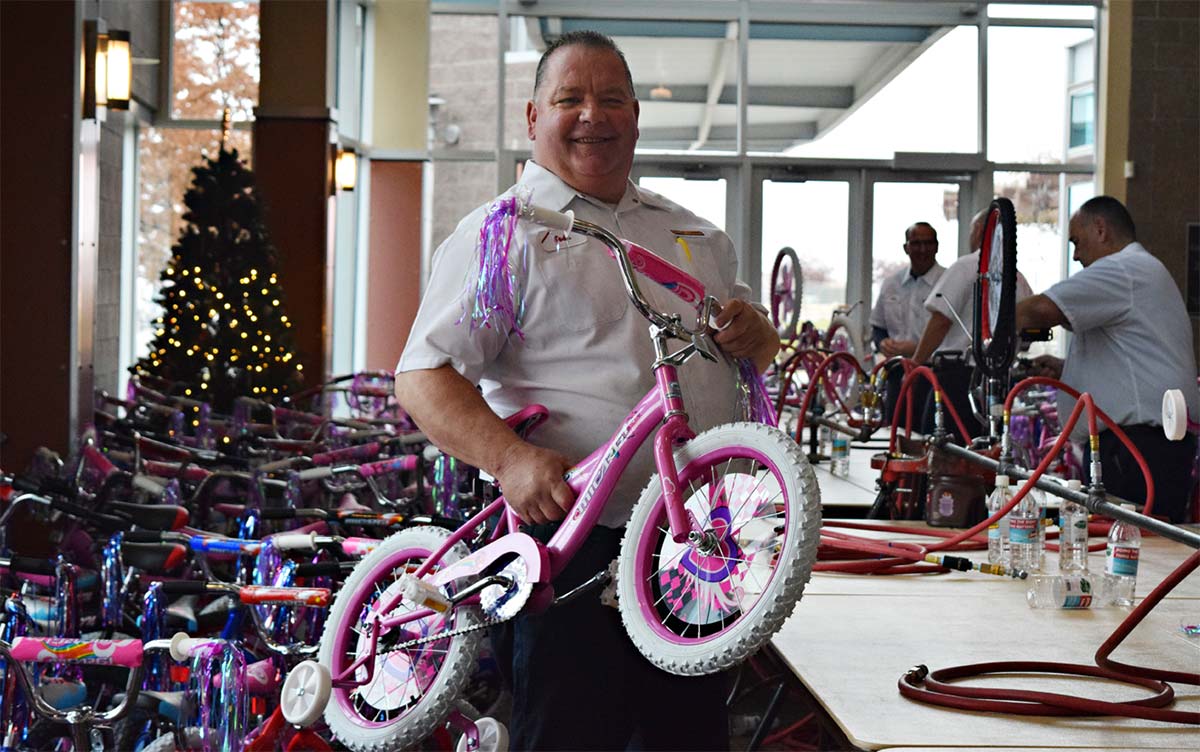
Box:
[619,424,821,675]
[770,247,802,338]
[649,459,780,636]
[319,526,482,751]
[973,197,1018,377]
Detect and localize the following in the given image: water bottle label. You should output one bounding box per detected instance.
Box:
[1106,544,1139,576]
[1010,517,1037,545]
[988,524,999,541]
[1062,593,1093,608]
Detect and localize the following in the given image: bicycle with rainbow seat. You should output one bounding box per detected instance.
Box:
[289,197,822,750]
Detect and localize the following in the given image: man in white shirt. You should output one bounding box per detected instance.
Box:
[1018,196,1199,522]
[871,222,945,423]
[911,210,1033,438]
[871,222,945,358]
[395,31,777,748]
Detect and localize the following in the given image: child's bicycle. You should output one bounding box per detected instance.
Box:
[301,200,823,750]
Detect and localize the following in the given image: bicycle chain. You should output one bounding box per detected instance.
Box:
[370,612,503,663]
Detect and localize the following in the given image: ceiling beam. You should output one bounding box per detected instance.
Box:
[691,21,738,151]
[641,121,818,144]
[635,84,854,109]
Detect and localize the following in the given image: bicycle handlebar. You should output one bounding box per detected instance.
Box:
[6,636,146,668]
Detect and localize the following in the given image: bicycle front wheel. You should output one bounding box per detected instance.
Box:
[617,423,821,675]
[319,525,482,751]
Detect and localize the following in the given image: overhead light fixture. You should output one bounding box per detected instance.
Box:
[335,148,358,192]
[649,84,673,101]
[82,22,132,119]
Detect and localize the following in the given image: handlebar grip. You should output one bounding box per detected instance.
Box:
[293,561,350,577]
[121,530,171,544]
[238,585,331,607]
[157,580,210,595]
[297,466,333,482]
[8,637,144,668]
[190,536,262,555]
[11,476,40,493]
[526,205,575,233]
[169,632,224,662]
[259,507,327,520]
[269,532,317,552]
[5,556,58,576]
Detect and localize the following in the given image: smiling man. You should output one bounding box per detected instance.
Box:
[395,30,776,749]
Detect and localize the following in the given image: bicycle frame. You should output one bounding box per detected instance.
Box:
[333,212,729,690]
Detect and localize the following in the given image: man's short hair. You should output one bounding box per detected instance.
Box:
[1078,195,1137,240]
[905,222,937,242]
[533,30,635,99]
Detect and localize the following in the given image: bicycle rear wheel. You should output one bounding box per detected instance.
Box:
[617,423,821,675]
[823,314,864,409]
[769,247,802,338]
[319,525,482,751]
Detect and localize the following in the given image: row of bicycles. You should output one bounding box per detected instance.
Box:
[0,370,520,751]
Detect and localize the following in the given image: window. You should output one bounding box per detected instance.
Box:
[766,26,978,159]
[987,26,1095,164]
[171,1,260,121]
[1068,91,1094,150]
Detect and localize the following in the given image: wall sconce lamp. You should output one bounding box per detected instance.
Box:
[335,148,358,192]
[83,22,132,119]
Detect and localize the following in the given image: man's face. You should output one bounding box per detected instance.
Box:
[1068,211,1102,267]
[903,224,938,276]
[526,45,639,203]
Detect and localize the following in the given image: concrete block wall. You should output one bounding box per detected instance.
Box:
[92,0,163,395]
[1126,0,1199,290]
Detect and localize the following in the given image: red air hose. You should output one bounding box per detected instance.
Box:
[818,394,1100,575]
[899,549,1200,723]
[1005,376,1156,515]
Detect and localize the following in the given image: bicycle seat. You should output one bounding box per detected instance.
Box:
[111,501,190,531]
[504,405,550,439]
[120,541,188,573]
[246,656,280,695]
[126,689,187,723]
[37,678,88,711]
[165,593,199,632]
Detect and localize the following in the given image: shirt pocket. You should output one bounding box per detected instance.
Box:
[526,239,629,340]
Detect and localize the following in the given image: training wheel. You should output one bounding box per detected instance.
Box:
[1163,389,1188,441]
[281,660,332,728]
[456,717,509,752]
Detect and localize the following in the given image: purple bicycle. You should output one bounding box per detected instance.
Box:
[308,200,822,749]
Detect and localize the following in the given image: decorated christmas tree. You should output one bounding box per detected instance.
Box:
[132,143,303,412]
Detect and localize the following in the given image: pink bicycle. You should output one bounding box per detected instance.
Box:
[305,200,822,750]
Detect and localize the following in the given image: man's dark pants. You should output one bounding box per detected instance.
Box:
[1096,426,1197,523]
[492,523,729,751]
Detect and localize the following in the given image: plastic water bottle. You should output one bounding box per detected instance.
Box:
[1009,483,1043,573]
[817,424,831,459]
[1027,574,1111,609]
[1058,479,1089,573]
[830,433,850,477]
[987,475,1012,567]
[1105,504,1141,607]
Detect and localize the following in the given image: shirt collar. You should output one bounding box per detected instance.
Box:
[517,160,671,214]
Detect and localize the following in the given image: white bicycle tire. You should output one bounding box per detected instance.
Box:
[319,525,483,751]
[617,423,821,675]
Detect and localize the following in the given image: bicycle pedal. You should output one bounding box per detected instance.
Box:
[599,559,619,609]
[399,573,451,612]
